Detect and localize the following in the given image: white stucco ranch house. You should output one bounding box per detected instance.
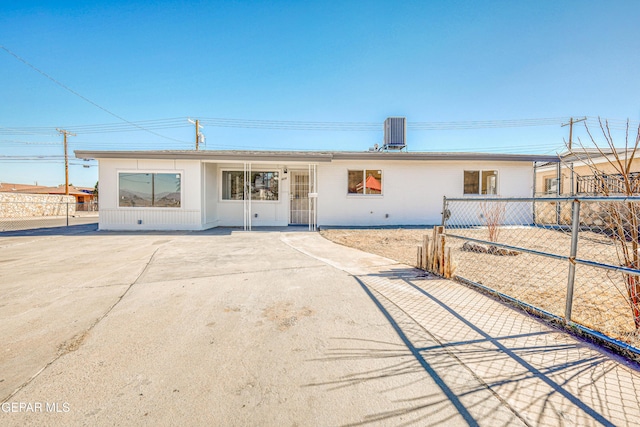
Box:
[74,149,559,231]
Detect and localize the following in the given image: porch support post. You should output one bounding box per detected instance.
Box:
[243,162,252,231]
[308,163,317,231]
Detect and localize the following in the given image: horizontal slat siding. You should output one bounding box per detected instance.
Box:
[100,209,201,229]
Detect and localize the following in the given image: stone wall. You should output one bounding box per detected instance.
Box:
[0,193,76,218]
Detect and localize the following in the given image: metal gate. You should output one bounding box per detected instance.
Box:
[289,165,317,230]
[289,170,309,225]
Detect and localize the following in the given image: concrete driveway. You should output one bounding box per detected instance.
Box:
[1,228,639,426]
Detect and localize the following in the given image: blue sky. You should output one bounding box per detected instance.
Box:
[1,0,639,187]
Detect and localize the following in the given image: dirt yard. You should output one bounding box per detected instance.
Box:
[320,226,640,351]
[319,227,432,267]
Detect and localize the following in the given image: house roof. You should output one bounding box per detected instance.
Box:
[536,147,639,169]
[74,149,560,163]
[558,148,636,163]
[0,182,49,192]
[0,182,94,196]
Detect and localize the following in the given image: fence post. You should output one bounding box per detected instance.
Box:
[564,198,581,323]
[556,162,562,225]
[441,196,448,226]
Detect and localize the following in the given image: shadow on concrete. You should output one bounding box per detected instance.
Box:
[353,276,483,426]
[0,223,99,237]
[304,337,472,426]
[329,268,628,426]
[0,225,314,238]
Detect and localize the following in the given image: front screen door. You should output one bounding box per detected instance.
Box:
[289,171,309,225]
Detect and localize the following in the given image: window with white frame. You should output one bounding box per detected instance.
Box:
[463,170,498,195]
[221,171,279,200]
[348,169,382,195]
[119,172,181,207]
[544,177,558,194]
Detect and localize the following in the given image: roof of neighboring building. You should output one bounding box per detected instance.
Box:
[0,182,94,196]
[536,147,640,169]
[0,182,49,192]
[74,149,560,163]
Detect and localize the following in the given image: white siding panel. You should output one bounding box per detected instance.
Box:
[97,158,203,230]
[99,209,202,230]
[215,163,289,227]
[203,163,218,227]
[317,160,534,226]
[97,156,535,229]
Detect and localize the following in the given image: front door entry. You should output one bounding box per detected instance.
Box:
[289,171,309,225]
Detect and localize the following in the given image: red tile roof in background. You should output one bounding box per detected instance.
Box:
[0,182,94,196]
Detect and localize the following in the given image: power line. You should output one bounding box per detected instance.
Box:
[0,46,190,144]
[3,115,638,136]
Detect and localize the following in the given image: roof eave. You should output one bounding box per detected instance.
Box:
[331,152,559,162]
[74,150,559,163]
[74,150,334,163]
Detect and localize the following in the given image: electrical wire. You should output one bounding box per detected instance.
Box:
[0,46,190,144]
[3,116,637,137]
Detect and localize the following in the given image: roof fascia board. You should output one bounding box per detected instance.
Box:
[74,151,334,163]
[332,152,559,162]
[75,150,559,163]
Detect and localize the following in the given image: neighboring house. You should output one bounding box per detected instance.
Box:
[74,150,559,231]
[0,182,50,193]
[0,182,97,210]
[535,148,640,196]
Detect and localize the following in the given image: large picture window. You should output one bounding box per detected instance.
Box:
[222,171,279,201]
[464,170,497,195]
[348,170,382,195]
[119,172,181,207]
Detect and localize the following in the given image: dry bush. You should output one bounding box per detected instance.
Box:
[480,200,506,242]
[575,118,640,329]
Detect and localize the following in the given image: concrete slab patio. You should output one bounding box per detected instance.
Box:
[1,228,639,426]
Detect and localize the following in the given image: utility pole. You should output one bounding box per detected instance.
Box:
[188,118,204,150]
[57,129,76,195]
[561,117,586,150]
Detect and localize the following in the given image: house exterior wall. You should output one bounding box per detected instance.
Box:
[317,160,534,226]
[203,162,218,228]
[213,163,289,227]
[96,156,536,230]
[98,158,203,231]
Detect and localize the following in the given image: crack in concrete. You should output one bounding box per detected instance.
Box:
[135,263,329,284]
[1,247,161,403]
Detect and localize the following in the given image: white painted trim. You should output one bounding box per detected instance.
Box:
[116,169,184,210]
[218,167,283,203]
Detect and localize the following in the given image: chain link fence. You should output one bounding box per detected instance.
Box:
[0,201,99,232]
[442,196,640,361]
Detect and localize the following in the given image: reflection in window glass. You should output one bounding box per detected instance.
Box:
[153,174,182,207]
[222,171,279,200]
[482,170,497,195]
[251,172,279,200]
[348,171,363,194]
[544,177,558,194]
[348,170,383,195]
[463,171,480,194]
[119,173,181,207]
[463,170,498,195]
[222,171,244,200]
